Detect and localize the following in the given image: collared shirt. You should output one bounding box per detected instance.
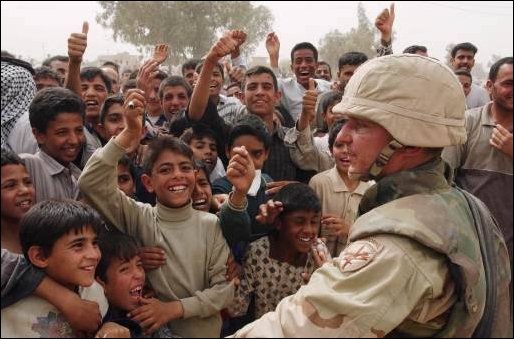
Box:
[218,94,243,120]
[466,83,490,109]
[442,102,513,259]
[309,167,373,257]
[272,75,331,122]
[20,150,82,203]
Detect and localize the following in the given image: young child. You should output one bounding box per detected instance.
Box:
[95,231,179,337]
[20,87,86,203]
[227,183,325,321]
[1,149,35,254]
[216,114,273,260]
[0,199,115,338]
[309,120,373,257]
[313,91,344,153]
[78,89,235,338]
[117,155,137,199]
[192,160,214,213]
[180,124,221,179]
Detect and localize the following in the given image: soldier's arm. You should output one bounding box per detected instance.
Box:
[230,235,437,337]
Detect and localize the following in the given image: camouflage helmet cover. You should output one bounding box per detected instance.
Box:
[332,54,467,147]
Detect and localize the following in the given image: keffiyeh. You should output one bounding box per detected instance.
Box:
[1,61,36,150]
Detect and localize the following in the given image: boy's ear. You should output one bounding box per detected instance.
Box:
[28,246,49,269]
[32,128,46,146]
[141,173,154,193]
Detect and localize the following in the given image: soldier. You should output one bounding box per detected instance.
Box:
[229,55,511,337]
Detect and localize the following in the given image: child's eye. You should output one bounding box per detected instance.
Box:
[159,167,171,174]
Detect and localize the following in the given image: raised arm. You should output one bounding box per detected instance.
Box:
[65,21,88,96]
[189,31,244,121]
[265,32,280,70]
[375,3,395,56]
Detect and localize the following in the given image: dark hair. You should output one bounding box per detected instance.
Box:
[181,59,201,75]
[194,159,211,186]
[118,154,137,182]
[274,183,321,216]
[154,70,168,82]
[291,42,318,62]
[102,61,120,74]
[454,69,473,82]
[451,42,478,58]
[228,114,271,150]
[226,82,242,92]
[95,232,139,283]
[34,66,61,84]
[122,79,137,93]
[29,87,85,133]
[403,45,427,55]
[143,135,194,175]
[195,61,224,79]
[42,55,69,67]
[489,57,513,82]
[243,66,278,92]
[338,52,368,70]
[317,61,332,76]
[159,76,192,100]
[1,148,25,167]
[319,91,344,133]
[20,199,104,260]
[180,124,219,147]
[80,67,112,93]
[328,119,347,151]
[99,94,124,124]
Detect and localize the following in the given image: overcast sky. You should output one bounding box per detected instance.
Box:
[2,1,512,68]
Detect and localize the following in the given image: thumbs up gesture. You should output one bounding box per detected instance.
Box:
[68,21,88,64]
[302,78,318,119]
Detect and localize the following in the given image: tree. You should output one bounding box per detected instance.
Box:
[96,1,273,65]
[318,3,377,73]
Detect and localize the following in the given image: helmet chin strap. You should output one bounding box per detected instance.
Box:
[349,139,404,181]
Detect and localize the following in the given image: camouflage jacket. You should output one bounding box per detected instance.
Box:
[230,158,511,338]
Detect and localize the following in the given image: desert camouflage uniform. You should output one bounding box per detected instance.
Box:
[230,55,512,338]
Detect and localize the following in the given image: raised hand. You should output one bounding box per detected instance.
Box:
[311,238,332,268]
[265,181,296,196]
[227,146,255,195]
[68,21,88,63]
[298,78,318,131]
[206,31,240,63]
[265,32,280,58]
[152,44,169,64]
[375,3,395,42]
[136,59,160,95]
[255,199,284,225]
[231,30,247,48]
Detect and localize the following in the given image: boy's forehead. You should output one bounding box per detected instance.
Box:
[1,163,28,179]
[193,136,216,144]
[154,150,194,166]
[246,73,274,85]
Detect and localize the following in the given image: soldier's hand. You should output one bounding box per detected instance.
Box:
[490,124,513,159]
[311,238,331,268]
[94,322,130,338]
[256,199,283,225]
[68,21,88,64]
[265,32,280,58]
[375,3,395,42]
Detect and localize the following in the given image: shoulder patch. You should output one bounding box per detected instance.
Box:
[335,239,383,273]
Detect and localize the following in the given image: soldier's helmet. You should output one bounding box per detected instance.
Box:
[333,54,467,147]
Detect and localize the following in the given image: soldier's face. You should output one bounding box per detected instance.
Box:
[338,117,392,180]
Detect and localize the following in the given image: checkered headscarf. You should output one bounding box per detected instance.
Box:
[1,61,36,150]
